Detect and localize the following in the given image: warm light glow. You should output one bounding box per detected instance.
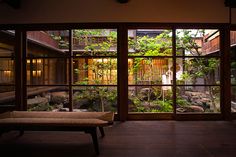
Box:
[37,70,42,76]
[37,59,42,64]
[32,70,42,77]
[94,59,103,62]
[4,70,11,76]
[27,59,42,64]
[32,70,36,76]
[103,59,108,63]
[92,58,110,63]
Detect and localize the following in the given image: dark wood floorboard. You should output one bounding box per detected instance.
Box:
[1,121,236,157]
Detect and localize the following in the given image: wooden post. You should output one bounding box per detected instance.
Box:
[15,30,27,111]
[117,25,128,121]
[221,26,231,120]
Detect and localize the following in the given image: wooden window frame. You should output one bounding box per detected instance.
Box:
[0,23,233,121]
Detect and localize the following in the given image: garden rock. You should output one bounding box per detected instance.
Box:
[139,88,156,101]
[27,96,50,111]
[50,92,68,104]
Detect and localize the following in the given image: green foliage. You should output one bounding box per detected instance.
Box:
[74,86,117,112]
[72,29,118,111]
[129,30,172,56]
[74,29,117,56]
[176,97,190,107]
[160,100,173,112]
[179,57,220,83]
[28,102,53,111]
[231,61,236,68]
[50,34,69,49]
[70,29,220,113]
[176,29,205,56]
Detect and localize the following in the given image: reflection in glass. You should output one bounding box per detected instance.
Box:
[0,30,15,57]
[26,58,68,85]
[73,58,117,85]
[0,58,15,84]
[176,29,220,56]
[231,86,236,112]
[128,58,172,85]
[128,29,172,56]
[231,31,236,112]
[176,86,220,113]
[72,29,117,56]
[27,86,68,111]
[73,86,117,112]
[27,30,69,57]
[230,31,236,46]
[176,58,220,85]
[0,86,15,106]
[231,32,236,85]
[128,86,173,113]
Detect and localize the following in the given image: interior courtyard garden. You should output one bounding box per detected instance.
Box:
[0,27,236,118]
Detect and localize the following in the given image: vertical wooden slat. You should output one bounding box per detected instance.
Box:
[15,30,27,111]
[221,27,231,120]
[15,30,22,110]
[172,28,177,118]
[118,25,128,121]
[69,29,73,112]
[22,31,27,111]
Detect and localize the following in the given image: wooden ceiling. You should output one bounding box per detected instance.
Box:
[0,0,21,9]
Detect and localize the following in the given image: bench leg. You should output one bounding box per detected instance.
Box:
[91,127,99,155]
[88,127,99,155]
[19,130,24,136]
[0,130,4,137]
[0,129,9,137]
[99,127,105,137]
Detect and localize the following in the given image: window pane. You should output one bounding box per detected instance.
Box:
[176,29,220,56]
[26,58,68,85]
[0,30,15,57]
[176,86,220,113]
[230,31,236,46]
[231,31,236,112]
[231,86,236,112]
[176,58,220,85]
[128,58,173,85]
[72,29,117,56]
[231,31,236,85]
[0,86,15,106]
[27,30,69,57]
[128,86,173,113]
[73,86,117,112]
[27,86,69,111]
[73,58,117,85]
[0,58,15,84]
[128,29,172,56]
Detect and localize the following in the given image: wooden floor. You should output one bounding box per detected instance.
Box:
[1,121,236,157]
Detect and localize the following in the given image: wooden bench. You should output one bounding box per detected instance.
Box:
[0,111,114,155]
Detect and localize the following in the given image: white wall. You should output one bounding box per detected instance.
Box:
[0,0,232,24]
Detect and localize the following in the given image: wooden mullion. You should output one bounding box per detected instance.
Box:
[172,28,177,118]
[118,25,128,121]
[69,29,73,112]
[15,30,27,111]
[15,30,22,110]
[22,30,27,111]
[221,27,231,120]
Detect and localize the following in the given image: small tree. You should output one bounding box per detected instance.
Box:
[73,29,117,112]
[176,29,220,112]
[128,30,173,112]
